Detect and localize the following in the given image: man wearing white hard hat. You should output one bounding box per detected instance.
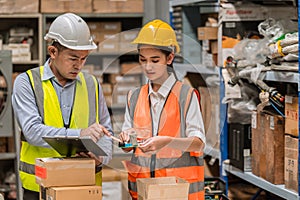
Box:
[12,13,113,200]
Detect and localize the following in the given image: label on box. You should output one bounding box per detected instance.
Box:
[285,95,293,104]
[35,166,47,179]
[243,149,250,157]
[251,112,257,129]
[269,116,274,130]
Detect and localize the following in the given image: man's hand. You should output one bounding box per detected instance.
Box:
[80,123,110,142]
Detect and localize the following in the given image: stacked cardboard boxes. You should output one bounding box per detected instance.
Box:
[197,18,218,67]
[87,21,122,53]
[36,157,102,200]
[284,95,298,193]
[93,0,143,13]
[0,0,144,14]
[0,0,39,13]
[112,72,142,106]
[40,0,92,13]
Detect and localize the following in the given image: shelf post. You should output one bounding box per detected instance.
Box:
[220,68,228,194]
[297,0,300,196]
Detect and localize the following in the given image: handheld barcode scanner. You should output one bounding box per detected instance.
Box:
[118,130,139,148]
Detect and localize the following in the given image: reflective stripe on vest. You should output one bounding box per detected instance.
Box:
[125,81,204,199]
[20,66,100,192]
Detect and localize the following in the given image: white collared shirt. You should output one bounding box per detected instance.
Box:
[122,73,206,144]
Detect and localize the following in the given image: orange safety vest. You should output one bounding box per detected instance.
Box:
[123,81,204,200]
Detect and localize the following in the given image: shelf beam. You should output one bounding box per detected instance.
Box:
[170,0,218,6]
[224,163,298,200]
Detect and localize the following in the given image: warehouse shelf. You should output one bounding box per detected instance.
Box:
[13,60,40,65]
[0,153,16,160]
[264,71,299,84]
[42,13,143,19]
[223,163,298,200]
[171,0,300,198]
[90,51,138,57]
[173,63,219,80]
[170,0,218,6]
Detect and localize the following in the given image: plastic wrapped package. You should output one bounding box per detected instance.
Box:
[269,32,299,60]
[258,18,285,41]
[232,39,270,68]
[226,82,259,124]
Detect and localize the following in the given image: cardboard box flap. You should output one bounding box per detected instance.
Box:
[137,177,189,199]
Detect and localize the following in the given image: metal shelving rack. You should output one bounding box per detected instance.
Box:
[170,0,222,161]
[169,0,300,198]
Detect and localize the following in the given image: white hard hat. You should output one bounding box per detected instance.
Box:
[44,13,97,50]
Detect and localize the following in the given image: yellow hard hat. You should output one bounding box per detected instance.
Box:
[132,19,180,53]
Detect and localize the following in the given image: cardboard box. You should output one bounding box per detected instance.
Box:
[137,177,189,200]
[251,111,285,184]
[284,135,298,193]
[99,42,119,53]
[35,158,95,187]
[93,0,143,13]
[120,30,139,42]
[0,0,39,13]
[285,95,298,137]
[41,0,92,13]
[251,111,263,178]
[121,62,142,75]
[40,186,102,200]
[119,30,139,52]
[197,86,220,152]
[197,27,218,40]
[210,40,218,54]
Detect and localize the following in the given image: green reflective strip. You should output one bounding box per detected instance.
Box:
[131,153,203,169]
[19,160,35,175]
[189,181,204,194]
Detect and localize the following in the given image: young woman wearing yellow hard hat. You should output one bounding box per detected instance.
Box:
[119,19,206,200]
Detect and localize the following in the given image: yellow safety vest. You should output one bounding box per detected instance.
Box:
[19,66,101,192]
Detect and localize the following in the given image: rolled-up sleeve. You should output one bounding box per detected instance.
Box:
[186,92,206,145]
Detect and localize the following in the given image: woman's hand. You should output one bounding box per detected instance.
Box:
[138,136,171,154]
[119,129,134,152]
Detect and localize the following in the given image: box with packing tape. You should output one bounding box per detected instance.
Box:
[137,177,190,200]
[35,157,95,187]
[40,185,102,200]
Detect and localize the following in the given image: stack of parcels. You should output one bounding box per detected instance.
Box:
[35,157,102,200]
[284,95,298,193]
